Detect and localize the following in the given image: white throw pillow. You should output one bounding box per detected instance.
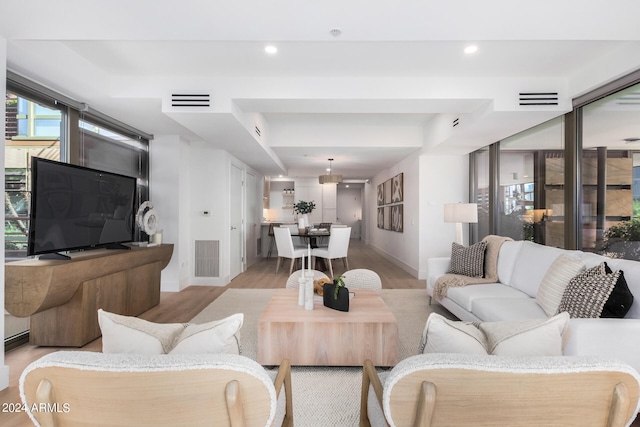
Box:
[420,312,569,356]
[536,255,586,316]
[98,309,243,355]
[479,312,570,356]
[420,313,487,354]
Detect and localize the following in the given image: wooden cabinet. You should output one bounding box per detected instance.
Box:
[5,244,173,347]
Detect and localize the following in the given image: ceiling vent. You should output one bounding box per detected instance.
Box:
[519,92,559,106]
[255,126,262,137]
[171,93,211,108]
[452,117,460,128]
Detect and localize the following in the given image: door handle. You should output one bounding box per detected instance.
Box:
[230,226,237,230]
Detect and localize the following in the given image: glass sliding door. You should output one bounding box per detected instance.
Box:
[497,117,565,247]
[471,147,490,241]
[581,83,640,260]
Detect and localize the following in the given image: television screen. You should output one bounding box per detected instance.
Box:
[27,157,137,257]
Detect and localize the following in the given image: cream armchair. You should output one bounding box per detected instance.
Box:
[361,353,640,427]
[21,351,293,427]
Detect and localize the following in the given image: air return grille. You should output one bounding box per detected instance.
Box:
[195,240,220,277]
[171,93,211,108]
[452,117,460,127]
[519,92,559,106]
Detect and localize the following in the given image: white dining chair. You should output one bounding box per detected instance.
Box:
[274,226,307,275]
[311,227,351,278]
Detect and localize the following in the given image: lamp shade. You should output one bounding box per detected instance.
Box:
[444,203,478,224]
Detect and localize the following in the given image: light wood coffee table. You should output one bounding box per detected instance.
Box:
[257,289,399,367]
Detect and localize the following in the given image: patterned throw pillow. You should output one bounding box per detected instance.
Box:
[556,263,618,318]
[447,241,487,278]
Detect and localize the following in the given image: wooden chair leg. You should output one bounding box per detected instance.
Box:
[327,259,334,278]
[289,258,295,276]
[414,381,436,427]
[225,380,246,427]
[343,257,349,270]
[607,383,630,427]
[275,257,282,274]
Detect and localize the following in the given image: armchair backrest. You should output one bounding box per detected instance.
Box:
[342,269,382,290]
[274,226,295,258]
[381,353,640,427]
[21,351,280,427]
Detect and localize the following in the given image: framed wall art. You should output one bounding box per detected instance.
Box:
[377,183,384,206]
[384,206,391,230]
[391,204,403,232]
[377,207,384,229]
[384,179,392,205]
[391,173,403,203]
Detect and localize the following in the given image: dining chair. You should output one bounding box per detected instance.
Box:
[274,226,307,275]
[311,227,351,278]
[342,269,382,290]
[266,222,281,260]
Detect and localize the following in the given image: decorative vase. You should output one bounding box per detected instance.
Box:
[323,282,350,312]
[298,213,309,231]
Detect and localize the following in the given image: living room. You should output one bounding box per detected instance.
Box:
[3,1,640,425]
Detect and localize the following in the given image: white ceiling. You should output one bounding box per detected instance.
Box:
[2,0,640,180]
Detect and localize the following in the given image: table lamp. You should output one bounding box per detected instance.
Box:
[444,203,478,245]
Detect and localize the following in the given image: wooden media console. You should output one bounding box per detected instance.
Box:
[5,244,173,347]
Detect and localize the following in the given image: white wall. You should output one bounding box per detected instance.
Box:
[0,36,10,390]
[369,152,421,276]
[418,153,469,279]
[188,142,229,286]
[150,135,191,291]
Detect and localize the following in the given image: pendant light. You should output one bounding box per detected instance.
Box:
[318,158,343,184]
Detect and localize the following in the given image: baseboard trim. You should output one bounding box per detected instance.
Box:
[368,244,419,278]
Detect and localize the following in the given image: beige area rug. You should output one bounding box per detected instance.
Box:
[191,288,452,427]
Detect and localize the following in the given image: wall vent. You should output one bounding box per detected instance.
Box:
[255,126,262,137]
[519,92,559,106]
[195,240,220,277]
[452,117,460,127]
[171,93,211,108]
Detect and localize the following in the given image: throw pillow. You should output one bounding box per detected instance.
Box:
[601,263,634,318]
[419,313,487,354]
[536,255,586,316]
[420,312,569,357]
[556,263,618,318]
[98,309,243,354]
[479,312,569,356]
[447,241,488,278]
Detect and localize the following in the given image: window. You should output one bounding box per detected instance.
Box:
[5,92,62,258]
[580,83,640,260]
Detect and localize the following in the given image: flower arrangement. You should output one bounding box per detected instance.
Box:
[332,275,346,300]
[294,200,316,214]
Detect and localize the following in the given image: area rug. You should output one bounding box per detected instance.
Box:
[191,288,449,427]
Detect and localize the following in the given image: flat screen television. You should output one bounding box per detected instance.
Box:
[27,157,137,258]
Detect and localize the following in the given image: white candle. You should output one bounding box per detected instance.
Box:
[308,243,311,271]
[301,251,305,276]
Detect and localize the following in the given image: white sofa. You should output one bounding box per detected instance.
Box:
[427,240,640,373]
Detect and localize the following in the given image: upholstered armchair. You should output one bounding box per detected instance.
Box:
[361,353,640,427]
[21,351,293,427]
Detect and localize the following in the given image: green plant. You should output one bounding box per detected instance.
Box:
[333,275,346,300]
[605,218,640,242]
[294,200,316,214]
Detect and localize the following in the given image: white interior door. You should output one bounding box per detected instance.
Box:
[337,186,362,239]
[230,165,243,280]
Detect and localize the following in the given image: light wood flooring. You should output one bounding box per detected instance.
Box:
[0,238,423,427]
[3,239,639,426]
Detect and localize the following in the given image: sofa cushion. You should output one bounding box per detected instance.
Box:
[557,264,617,318]
[420,312,569,356]
[447,283,529,312]
[536,255,586,317]
[472,297,548,322]
[509,241,579,298]
[447,241,487,278]
[601,263,634,319]
[496,240,524,287]
[98,309,243,355]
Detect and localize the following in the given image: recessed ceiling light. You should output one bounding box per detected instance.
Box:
[464,45,478,54]
[265,45,278,54]
[330,28,342,37]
